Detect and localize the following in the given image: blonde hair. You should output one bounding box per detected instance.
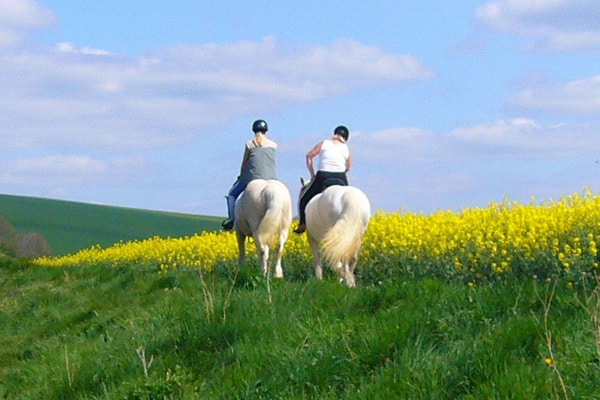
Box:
[333,133,346,144]
[252,132,264,147]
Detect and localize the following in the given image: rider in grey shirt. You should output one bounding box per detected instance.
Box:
[222,119,278,230]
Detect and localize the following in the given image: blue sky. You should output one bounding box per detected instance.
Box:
[1,0,600,217]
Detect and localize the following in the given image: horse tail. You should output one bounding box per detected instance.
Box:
[321,189,369,267]
[257,182,291,245]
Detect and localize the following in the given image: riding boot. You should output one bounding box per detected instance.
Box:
[293,223,305,234]
[221,195,236,230]
[294,197,306,234]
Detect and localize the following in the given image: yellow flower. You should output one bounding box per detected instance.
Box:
[33,189,600,284]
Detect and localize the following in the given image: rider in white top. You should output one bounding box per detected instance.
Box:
[317,139,350,172]
[295,125,352,234]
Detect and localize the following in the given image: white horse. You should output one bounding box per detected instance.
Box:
[304,184,371,287]
[235,179,292,278]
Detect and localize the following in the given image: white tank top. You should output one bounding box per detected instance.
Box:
[317,139,349,172]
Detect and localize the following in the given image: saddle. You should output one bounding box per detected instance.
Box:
[300,176,346,195]
[322,177,346,188]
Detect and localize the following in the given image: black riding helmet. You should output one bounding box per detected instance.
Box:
[252,119,268,133]
[334,125,349,141]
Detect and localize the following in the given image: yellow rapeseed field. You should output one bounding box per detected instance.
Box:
[35,189,600,283]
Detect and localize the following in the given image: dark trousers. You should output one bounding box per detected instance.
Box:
[297,171,348,224]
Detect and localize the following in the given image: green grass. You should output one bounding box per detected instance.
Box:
[0,194,222,255]
[1,259,599,399]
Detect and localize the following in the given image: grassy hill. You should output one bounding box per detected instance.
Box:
[0,262,598,399]
[1,190,600,398]
[0,194,222,255]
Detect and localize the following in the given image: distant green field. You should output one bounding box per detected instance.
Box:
[0,194,222,255]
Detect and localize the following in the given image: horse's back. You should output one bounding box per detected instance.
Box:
[308,186,370,222]
[325,185,369,213]
[306,185,370,240]
[241,179,270,203]
[247,179,289,195]
[235,179,292,235]
[238,179,283,210]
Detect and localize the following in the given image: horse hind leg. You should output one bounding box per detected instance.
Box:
[309,237,323,280]
[344,254,359,288]
[257,242,270,277]
[331,261,347,285]
[343,263,356,288]
[314,256,323,281]
[273,234,287,279]
[236,232,246,266]
[330,257,357,288]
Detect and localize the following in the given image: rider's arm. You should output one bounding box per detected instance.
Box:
[239,146,250,175]
[306,141,323,180]
[345,148,352,173]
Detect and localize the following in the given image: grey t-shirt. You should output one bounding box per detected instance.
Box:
[240,137,277,183]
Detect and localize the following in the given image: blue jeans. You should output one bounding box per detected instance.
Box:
[225,177,247,221]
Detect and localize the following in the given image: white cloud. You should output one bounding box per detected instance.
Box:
[13,155,106,174]
[160,37,434,102]
[56,42,112,56]
[0,35,435,211]
[509,75,600,113]
[0,0,54,47]
[448,118,600,158]
[2,155,106,186]
[449,118,540,147]
[352,127,443,163]
[354,119,600,176]
[476,0,600,51]
[336,116,600,197]
[0,37,433,152]
[349,119,600,213]
[0,155,146,186]
[355,118,600,174]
